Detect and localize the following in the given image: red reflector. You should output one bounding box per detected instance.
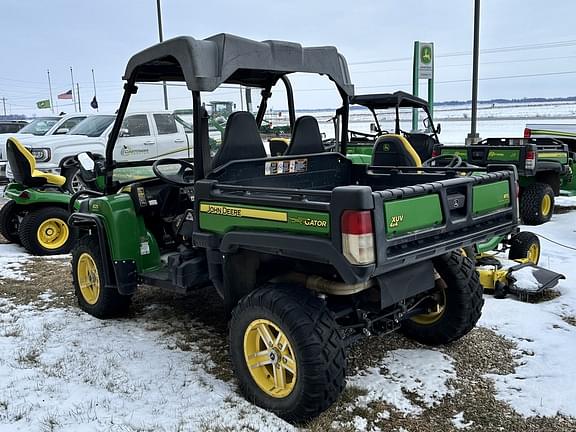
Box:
[341,210,373,235]
[526,150,535,160]
[431,149,440,157]
[18,191,30,199]
[524,128,531,138]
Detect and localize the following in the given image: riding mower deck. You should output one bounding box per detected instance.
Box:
[0,137,97,255]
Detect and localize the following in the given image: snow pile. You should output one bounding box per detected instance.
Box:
[480,212,576,417]
[0,300,295,432]
[451,411,474,429]
[349,349,456,414]
[0,243,30,280]
[511,266,541,292]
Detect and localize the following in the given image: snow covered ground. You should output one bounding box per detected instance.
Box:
[0,203,575,430]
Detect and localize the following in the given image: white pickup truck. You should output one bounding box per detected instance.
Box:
[6,111,192,191]
[0,113,87,178]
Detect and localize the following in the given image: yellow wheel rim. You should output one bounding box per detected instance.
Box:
[243,319,297,398]
[541,194,552,216]
[77,253,100,305]
[527,243,540,264]
[37,218,69,250]
[411,288,446,325]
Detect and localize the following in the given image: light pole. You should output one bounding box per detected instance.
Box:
[156,0,169,110]
[467,0,481,144]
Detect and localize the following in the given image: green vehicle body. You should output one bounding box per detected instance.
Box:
[4,182,73,208]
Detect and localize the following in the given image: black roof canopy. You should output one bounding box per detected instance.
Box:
[123,33,354,95]
[351,91,430,110]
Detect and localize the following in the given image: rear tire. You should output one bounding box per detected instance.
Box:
[520,182,554,225]
[508,231,540,264]
[19,206,74,255]
[72,235,131,318]
[0,200,22,243]
[229,284,346,423]
[401,251,484,345]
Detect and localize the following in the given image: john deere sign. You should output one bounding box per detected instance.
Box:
[418,42,434,79]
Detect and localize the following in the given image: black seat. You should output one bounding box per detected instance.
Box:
[405,133,437,161]
[269,138,289,156]
[211,111,266,169]
[6,137,66,187]
[371,134,422,167]
[285,116,325,156]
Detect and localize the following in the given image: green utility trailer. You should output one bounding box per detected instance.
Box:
[434,137,572,225]
[69,34,519,422]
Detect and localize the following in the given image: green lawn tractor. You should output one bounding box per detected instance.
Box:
[69,34,521,422]
[0,137,101,255]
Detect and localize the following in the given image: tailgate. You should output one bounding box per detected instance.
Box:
[372,171,517,275]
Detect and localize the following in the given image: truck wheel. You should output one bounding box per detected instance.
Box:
[508,231,540,265]
[0,200,22,243]
[401,251,483,345]
[229,284,346,422]
[520,182,554,225]
[72,235,131,318]
[63,166,87,193]
[18,207,75,255]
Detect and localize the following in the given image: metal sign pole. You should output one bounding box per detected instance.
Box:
[467,0,481,144]
[412,41,434,131]
[412,41,420,131]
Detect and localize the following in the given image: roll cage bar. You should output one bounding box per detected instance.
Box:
[104,33,354,193]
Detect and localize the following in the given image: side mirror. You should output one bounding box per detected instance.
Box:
[119,128,130,137]
[77,152,96,181]
[370,123,377,133]
[54,127,69,135]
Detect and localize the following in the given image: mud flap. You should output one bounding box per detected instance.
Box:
[507,263,565,297]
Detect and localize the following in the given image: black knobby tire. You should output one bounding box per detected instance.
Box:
[401,251,484,345]
[18,206,75,255]
[508,231,540,264]
[229,284,346,423]
[72,235,131,318]
[0,200,22,243]
[520,182,554,225]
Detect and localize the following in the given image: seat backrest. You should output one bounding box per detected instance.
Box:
[371,134,422,167]
[285,116,325,156]
[405,133,437,161]
[6,137,46,187]
[211,111,267,169]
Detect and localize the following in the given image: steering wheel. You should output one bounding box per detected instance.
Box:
[152,158,195,186]
[422,154,463,168]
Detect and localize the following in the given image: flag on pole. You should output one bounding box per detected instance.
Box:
[90,96,98,109]
[58,90,73,100]
[36,99,51,109]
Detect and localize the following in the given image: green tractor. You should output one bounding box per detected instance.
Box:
[70,34,522,421]
[0,137,101,255]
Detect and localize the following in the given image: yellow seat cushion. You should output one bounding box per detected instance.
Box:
[32,170,66,187]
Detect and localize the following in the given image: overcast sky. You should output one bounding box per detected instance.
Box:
[1,0,575,116]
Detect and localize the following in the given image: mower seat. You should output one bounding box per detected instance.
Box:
[285,116,325,156]
[211,111,266,169]
[405,133,437,161]
[5,137,66,187]
[371,134,422,167]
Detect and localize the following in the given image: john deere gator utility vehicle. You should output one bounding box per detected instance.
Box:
[435,137,572,225]
[342,91,440,164]
[69,34,519,422]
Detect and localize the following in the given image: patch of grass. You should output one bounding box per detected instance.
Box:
[16,346,41,367]
[561,315,576,327]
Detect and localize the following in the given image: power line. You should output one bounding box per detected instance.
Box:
[349,39,576,65]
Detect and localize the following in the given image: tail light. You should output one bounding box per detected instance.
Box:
[524,127,531,138]
[431,149,440,158]
[341,210,375,265]
[525,149,536,171]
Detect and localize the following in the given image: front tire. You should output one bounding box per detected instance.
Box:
[72,235,131,318]
[508,231,540,264]
[402,251,484,345]
[229,284,346,423]
[520,182,554,225]
[0,200,22,243]
[19,206,74,255]
[63,166,87,193]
